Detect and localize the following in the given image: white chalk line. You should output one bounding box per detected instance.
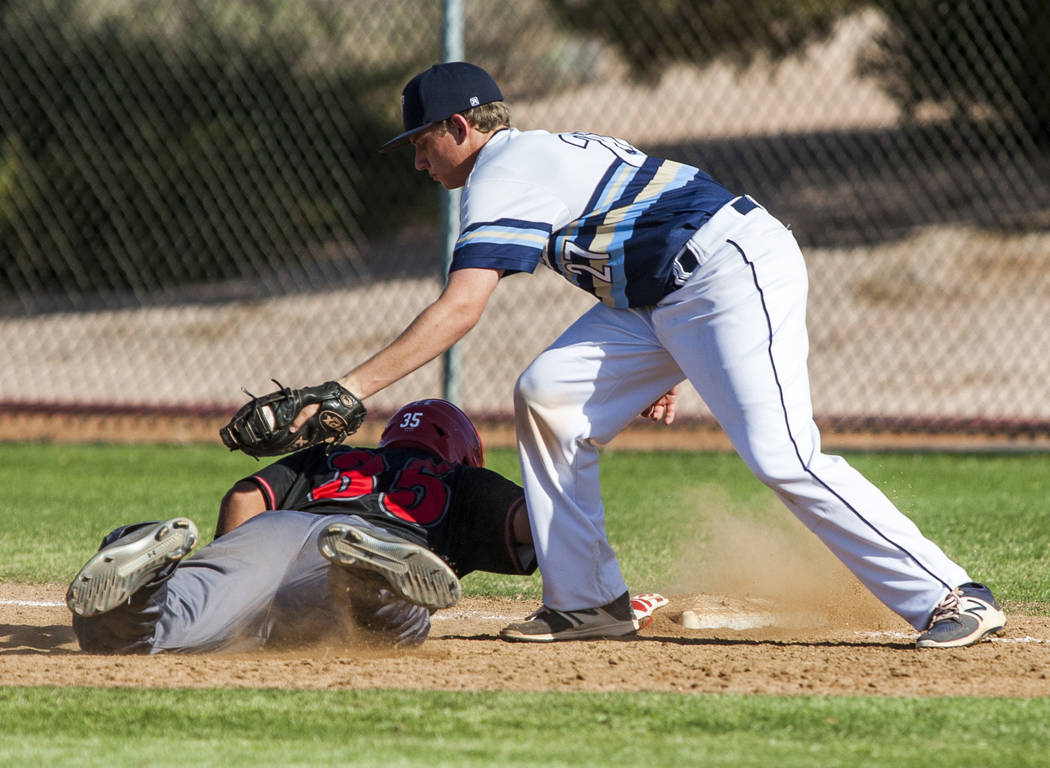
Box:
[0,601,525,619]
[4,600,1046,644]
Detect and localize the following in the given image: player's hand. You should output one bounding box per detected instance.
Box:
[289,402,320,433]
[290,374,363,433]
[641,385,678,425]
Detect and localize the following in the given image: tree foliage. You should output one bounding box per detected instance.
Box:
[549,0,1049,140]
[547,0,866,80]
[0,0,422,306]
[860,0,1050,141]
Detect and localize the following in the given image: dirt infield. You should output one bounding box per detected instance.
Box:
[3,583,1048,697]
[5,402,1047,698]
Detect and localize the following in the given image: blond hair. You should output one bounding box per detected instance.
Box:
[437,101,511,135]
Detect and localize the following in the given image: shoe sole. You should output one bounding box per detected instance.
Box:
[500,619,639,643]
[66,518,198,617]
[916,618,1006,648]
[319,522,461,610]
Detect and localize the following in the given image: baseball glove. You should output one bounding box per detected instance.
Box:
[220,380,366,458]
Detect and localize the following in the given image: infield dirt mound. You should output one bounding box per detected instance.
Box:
[3,583,1049,697]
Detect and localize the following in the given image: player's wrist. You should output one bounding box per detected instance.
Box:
[337,374,364,397]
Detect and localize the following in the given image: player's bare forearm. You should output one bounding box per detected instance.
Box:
[215,481,267,537]
[340,298,478,396]
[339,267,500,398]
[290,268,499,433]
[509,496,532,545]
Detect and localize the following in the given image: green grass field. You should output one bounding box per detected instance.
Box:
[2,687,1050,767]
[2,442,1049,766]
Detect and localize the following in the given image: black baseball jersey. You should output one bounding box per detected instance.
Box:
[244,444,533,577]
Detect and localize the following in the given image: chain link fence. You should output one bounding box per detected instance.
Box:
[2,0,1048,441]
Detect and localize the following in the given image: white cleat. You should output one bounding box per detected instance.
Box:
[319,522,461,610]
[66,518,198,617]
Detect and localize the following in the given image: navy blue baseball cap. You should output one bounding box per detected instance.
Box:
[379,62,503,152]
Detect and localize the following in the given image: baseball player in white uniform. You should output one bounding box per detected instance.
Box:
[292,61,1004,648]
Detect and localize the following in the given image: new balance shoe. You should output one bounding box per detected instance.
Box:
[319,521,461,610]
[66,517,199,617]
[916,582,1006,649]
[499,590,639,642]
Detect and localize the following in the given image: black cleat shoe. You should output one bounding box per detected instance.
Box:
[499,590,639,642]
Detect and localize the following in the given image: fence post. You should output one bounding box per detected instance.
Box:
[441,0,465,405]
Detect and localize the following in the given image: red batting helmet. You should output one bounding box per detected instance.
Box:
[378,399,485,467]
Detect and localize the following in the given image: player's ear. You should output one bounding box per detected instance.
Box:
[449,113,471,144]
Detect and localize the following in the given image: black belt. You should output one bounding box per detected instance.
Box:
[731,196,758,215]
[674,197,757,276]
[676,248,699,274]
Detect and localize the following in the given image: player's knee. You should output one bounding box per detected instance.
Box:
[72,597,163,654]
[342,574,432,647]
[514,361,547,408]
[358,599,431,647]
[514,368,576,442]
[514,351,583,411]
[515,353,597,446]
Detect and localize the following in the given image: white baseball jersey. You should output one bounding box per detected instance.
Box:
[452,128,734,308]
[451,128,975,632]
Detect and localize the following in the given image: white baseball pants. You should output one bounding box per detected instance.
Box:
[515,199,969,629]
